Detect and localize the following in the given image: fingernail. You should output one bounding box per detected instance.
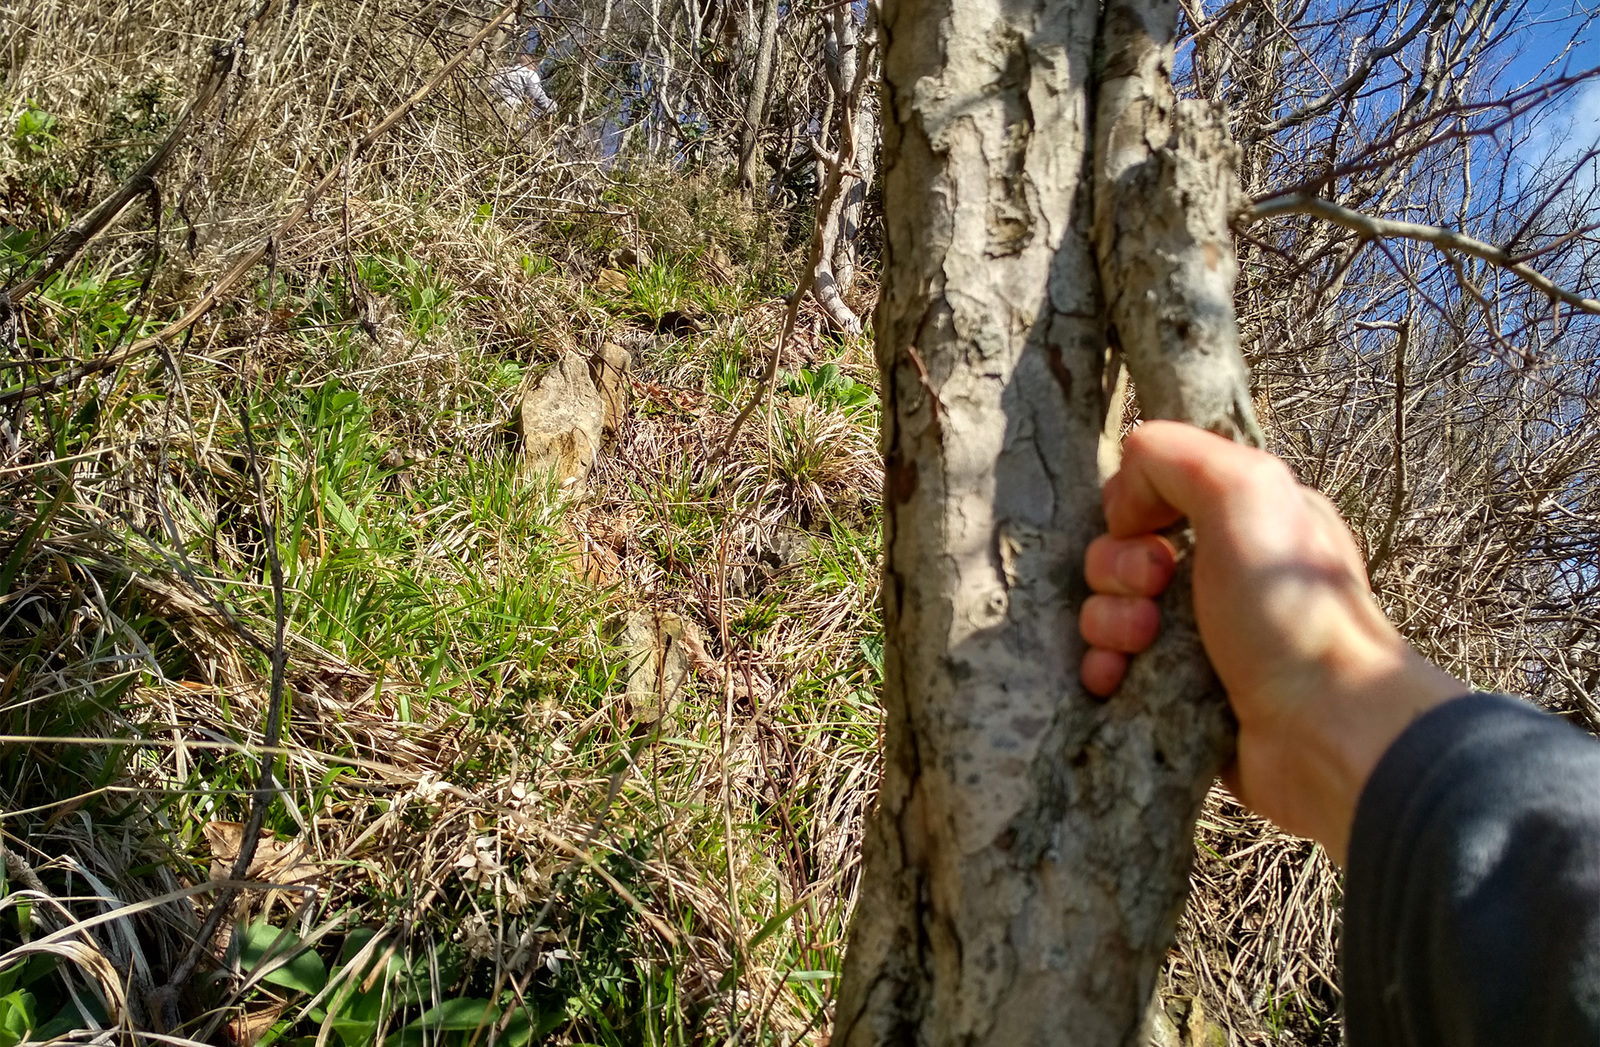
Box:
[1117,545,1156,591]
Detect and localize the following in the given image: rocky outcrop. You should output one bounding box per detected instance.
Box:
[509,345,634,493]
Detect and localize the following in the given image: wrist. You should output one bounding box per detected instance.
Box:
[1292,642,1464,863]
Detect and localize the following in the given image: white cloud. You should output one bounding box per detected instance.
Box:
[1526,77,1600,167]
[1560,78,1600,155]
[1512,77,1600,224]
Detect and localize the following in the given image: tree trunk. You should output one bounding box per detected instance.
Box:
[833,0,1259,1041]
[736,0,780,193]
[574,0,613,128]
[813,5,874,334]
[832,93,875,297]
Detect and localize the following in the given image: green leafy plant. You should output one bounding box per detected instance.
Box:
[708,346,746,401]
[11,104,57,158]
[0,988,36,1047]
[781,363,877,416]
[354,254,458,338]
[622,262,692,324]
[103,78,174,177]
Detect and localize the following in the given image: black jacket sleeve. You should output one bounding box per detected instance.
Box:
[1343,692,1600,1047]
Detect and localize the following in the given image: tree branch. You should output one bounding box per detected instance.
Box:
[1354,319,1409,576]
[1094,0,1265,446]
[1242,0,1456,143]
[1247,192,1600,315]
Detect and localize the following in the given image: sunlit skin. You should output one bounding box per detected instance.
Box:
[1077,422,1466,865]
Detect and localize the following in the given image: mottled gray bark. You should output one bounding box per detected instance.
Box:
[833,0,1256,1041]
[1093,0,1264,447]
[736,0,781,192]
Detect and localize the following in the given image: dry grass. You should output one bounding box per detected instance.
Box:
[1167,794,1342,1045]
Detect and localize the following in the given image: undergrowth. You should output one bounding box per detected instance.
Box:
[0,190,889,1047]
[0,7,885,1033]
[0,194,885,1043]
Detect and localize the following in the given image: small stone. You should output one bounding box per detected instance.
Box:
[595,268,631,293]
[509,353,605,494]
[589,342,633,445]
[704,245,735,285]
[607,244,653,270]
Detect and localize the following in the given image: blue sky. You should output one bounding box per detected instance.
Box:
[1504,1,1599,160]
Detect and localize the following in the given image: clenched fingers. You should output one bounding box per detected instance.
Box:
[1079,594,1161,653]
[1084,534,1178,597]
[1079,529,1177,697]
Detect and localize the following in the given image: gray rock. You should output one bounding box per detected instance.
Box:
[619,610,690,728]
[1143,996,1224,1047]
[510,352,605,493]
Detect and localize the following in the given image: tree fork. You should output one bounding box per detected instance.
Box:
[834,0,1256,1041]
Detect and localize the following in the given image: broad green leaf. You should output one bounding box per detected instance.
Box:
[240,922,329,995]
[332,1016,378,1047]
[0,990,37,1047]
[32,992,106,1039]
[386,998,500,1045]
[498,1005,536,1047]
[405,998,498,1031]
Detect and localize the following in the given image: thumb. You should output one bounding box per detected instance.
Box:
[1103,421,1272,537]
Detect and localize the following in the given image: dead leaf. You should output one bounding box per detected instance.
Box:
[205,821,318,886]
[228,1001,286,1047]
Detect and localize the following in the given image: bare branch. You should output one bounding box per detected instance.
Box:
[1248,193,1600,315]
[1242,0,1455,143]
[1095,0,1265,446]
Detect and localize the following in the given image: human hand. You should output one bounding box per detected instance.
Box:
[1078,421,1464,863]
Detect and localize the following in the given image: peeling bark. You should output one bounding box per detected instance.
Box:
[1093,0,1264,446]
[834,0,1257,1042]
[815,269,864,334]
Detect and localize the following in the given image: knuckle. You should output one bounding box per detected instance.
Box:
[1222,449,1293,494]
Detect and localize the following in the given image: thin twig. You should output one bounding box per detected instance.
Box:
[1248,192,1600,315]
[1354,319,1409,576]
[1242,0,1452,143]
[157,396,289,997]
